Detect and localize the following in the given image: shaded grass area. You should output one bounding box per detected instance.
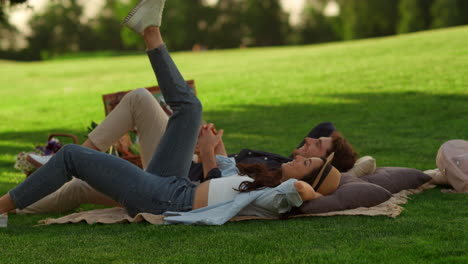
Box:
[0,26,467,263]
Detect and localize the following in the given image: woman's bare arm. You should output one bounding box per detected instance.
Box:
[294,181,323,201]
[198,126,224,179]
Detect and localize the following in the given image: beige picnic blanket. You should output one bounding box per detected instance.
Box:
[37,182,436,226]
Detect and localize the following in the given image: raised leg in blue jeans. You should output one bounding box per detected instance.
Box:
[145,45,201,177]
[9,44,202,216]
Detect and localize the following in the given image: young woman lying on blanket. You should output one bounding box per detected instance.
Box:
[0,0,342,224]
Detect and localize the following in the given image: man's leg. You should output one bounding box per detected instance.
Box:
[16,178,120,214]
[87,88,168,168]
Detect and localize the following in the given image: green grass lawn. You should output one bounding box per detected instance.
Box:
[0,26,467,263]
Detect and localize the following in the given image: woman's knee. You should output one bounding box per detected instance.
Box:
[58,144,92,163]
[191,97,203,114]
[179,97,202,119]
[60,144,82,154]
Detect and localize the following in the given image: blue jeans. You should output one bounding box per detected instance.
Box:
[9,45,202,216]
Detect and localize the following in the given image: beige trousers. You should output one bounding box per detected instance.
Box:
[17,88,168,214]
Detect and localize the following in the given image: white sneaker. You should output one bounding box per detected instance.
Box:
[0,213,7,228]
[27,154,53,168]
[123,0,166,35]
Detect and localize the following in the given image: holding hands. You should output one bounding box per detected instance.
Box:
[196,123,227,158]
[197,123,223,151]
[196,123,227,178]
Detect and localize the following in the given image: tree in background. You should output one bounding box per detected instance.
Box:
[0,17,17,49]
[161,0,214,50]
[27,0,93,59]
[3,0,468,61]
[0,0,18,48]
[298,0,339,44]
[337,0,399,40]
[243,0,290,46]
[0,4,5,24]
[0,0,27,24]
[87,0,128,51]
[397,0,433,34]
[0,0,39,60]
[204,0,244,49]
[430,0,465,29]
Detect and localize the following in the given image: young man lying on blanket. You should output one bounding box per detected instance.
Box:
[14,1,357,216]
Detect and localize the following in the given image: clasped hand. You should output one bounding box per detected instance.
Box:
[196,123,224,154]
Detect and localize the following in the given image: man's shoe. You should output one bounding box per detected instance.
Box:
[27,154,53,168]
[123,0,166,35]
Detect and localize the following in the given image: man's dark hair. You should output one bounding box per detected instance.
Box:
[328,131,358,172]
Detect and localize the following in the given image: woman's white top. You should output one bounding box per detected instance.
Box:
[207,175,253,206]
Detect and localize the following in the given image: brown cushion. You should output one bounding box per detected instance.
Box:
[298,174,392,214]
[360,167,432,194]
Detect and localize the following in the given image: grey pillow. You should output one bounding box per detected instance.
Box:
[299,174,392,214]
[360,167,432,194]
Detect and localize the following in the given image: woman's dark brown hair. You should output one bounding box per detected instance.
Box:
[236,163,282,192]
[236,162,321,192]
